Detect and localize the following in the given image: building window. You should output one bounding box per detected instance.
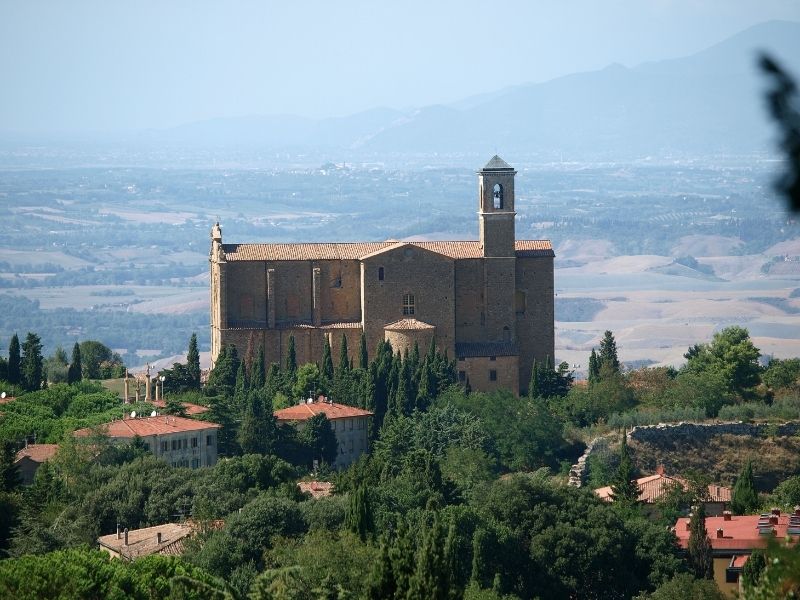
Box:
[172,439,178,451]
[503,326,511,341]
[493,183,503,209]
[725,570,739,584]
[143,443,150,452]
[378,267,385,281]
[458,370,466,382]
[515,290,527,315]
[402,293,415,315]
[489,356,496,361]
[349,419,354,430]
[489,370,497,381]
[160,441,168,452]
[206,435,214,446]
[191,437,198,448]
[458,356,465,362]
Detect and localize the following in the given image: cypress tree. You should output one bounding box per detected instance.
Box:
[408,515,448,600]
[186,333,201,389]
[67,342,82,384]
[322,337,334,383]
[731,460,759,514]
[286,335,297,375]
[388,522,416,599]
[410,341,420,377]
[426,337,436,364]
[359,332,368,370]
[443,521,459,599]
[416,361,433,412]
[367,537,395,600]
[337,334,350,379]
[470,528,486,586]
[688,503,713,579]
[528,358,540,398]
[20,332,44,392]
[265,363,283,398]
[7,333,20,385]
[234,360,248,409]
[588,348,599,384]
[610,432,638,504]
[250,345,266,390]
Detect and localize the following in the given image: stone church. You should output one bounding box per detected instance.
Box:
[209,156,554,394]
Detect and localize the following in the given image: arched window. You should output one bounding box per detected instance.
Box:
[493,183,503,209]
[378,266,385,281]
[402,293,415,316]
[515,290,527,315]
[503,326,511,341]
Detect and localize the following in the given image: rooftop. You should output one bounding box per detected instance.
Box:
[482,155,515,171]
[674,510,800,551]
[456,341,519,358]
[384,318,436,331]
[74,415,220,438]
[298,480,334,499]
[15,443,59,464]
[97,522,194,560]
[274,399,373,422]
[222,240,553,262]
[595,471,732,504]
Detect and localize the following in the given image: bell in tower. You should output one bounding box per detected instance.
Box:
[478,155,516,257]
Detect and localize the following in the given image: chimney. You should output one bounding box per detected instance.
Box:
[124,527,129,546]
[769,515,779,525]
[794,505,800,517]
[772,508,781,516]
[716,528,724,539]
[156,532,162,544]
[685,518,692,531]
[116,523,121,539]
[723,511,732,521]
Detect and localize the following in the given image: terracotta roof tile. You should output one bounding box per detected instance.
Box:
[222,240,553,261]
[595,472,732,504]
[74,415,220,439]
[275,400,373,422]
[298,481,334,498]
[97,522,195,560]
[15,444,59,464]
[456,341,519,358]
[675,512,800,551]
[384,318,435,331]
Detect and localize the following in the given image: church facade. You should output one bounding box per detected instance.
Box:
[209,156,554,394]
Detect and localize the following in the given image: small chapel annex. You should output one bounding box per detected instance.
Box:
[209,156,554,394]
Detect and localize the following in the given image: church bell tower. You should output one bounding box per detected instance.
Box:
[478,155,516,257]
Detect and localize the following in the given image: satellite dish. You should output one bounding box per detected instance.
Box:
[130,410,137,418]
[150,410,157,417]
[0,392,5,399]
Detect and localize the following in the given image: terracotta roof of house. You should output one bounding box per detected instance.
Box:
[74,415,220,439]
[674,511,800,551]
[384,318,436,331]
[97,522,195,560]
[275,399,373,422]
[298,480,334,499]
[455,341,519,358]
[15,444,59,464]
[151,400,210,416]
[222,240,553,262]
[482,155,514,170]
[731,555,749,568]
[595,472,732,504]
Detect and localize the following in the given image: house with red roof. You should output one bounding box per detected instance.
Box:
[674,508,800,597]
[14,443,59,485]
[74,415,221,468]
[274,398,372,469]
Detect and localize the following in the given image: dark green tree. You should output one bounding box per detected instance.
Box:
[337,335,350,379]
[237,389,276,455]
[741,548,766,592]
[286,335,297,375]
[731,460,759,515]
[345,485,373,542]
[0,441,21,492]
[207,344,239,397]
[610,433,638,505]
[367,538,395,600]
[7,333,20,385]
[358,333,368,371]
[528,359,540,398]
[599,330,620,376]
[251,345,266,390]
[408,514,448,600]
[186,333,201,389]
[687,504,713,579]
[20,332,44,392]
[684,326,761,397]
[588,348,599,384]
[322,338,334,384]
[67,342,82,384]
[301,413,337,467]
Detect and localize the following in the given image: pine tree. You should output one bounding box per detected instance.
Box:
[345,485,373,541]
[186,333,201,389]
[688,503,713,579]
[610,432,638,504]
[7,333,20,385]
[731,460,759,514]
[322,337,334,384]
[599,330,621,375]
[286,335,297,375]
[20,332,44,391]
[359,332,368,370]
[337,334,350,379]
[67,342,82,384]
[250,345,266,390]
[588,348,599,384]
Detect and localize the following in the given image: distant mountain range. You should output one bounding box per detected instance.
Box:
[150,20,800,159]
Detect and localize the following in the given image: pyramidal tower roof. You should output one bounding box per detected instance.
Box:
[482,155,514,170]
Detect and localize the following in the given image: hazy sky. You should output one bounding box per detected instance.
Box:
[1,0,798,133]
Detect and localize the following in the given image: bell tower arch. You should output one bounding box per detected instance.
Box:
[478,155,516,257]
